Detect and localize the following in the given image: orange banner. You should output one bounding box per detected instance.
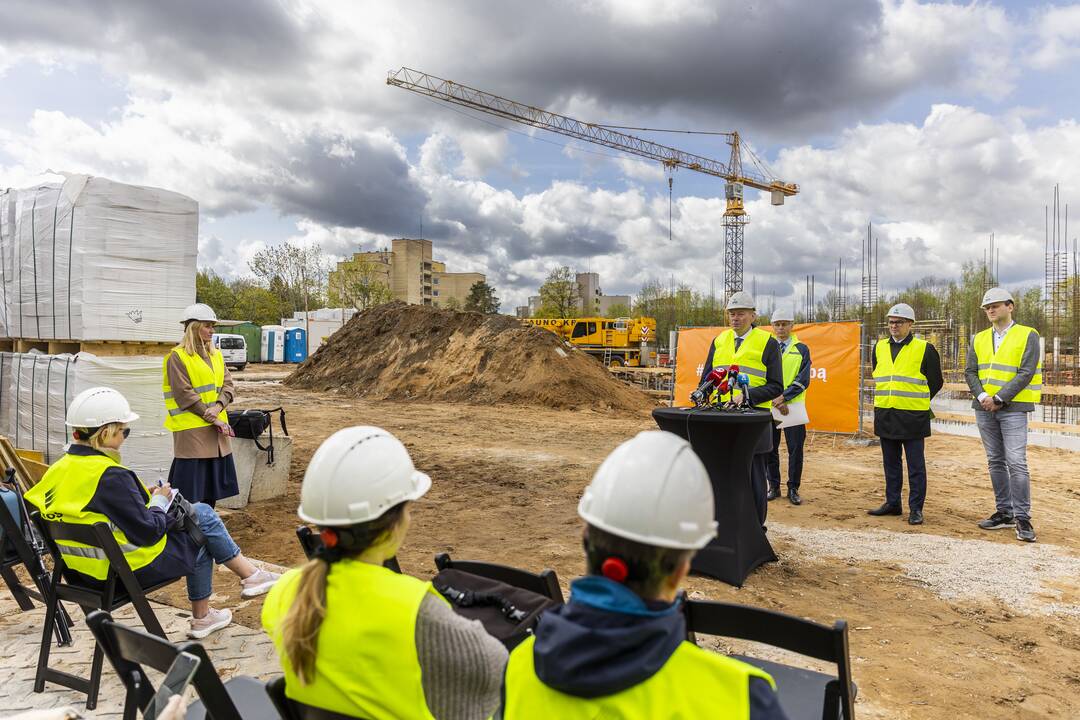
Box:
[675,322,862,434]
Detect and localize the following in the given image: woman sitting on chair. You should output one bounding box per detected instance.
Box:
[262,426,507,720]
[25,387,279,639]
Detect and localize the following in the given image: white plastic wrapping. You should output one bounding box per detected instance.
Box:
[0,351,172,480]
[0,174,198,341]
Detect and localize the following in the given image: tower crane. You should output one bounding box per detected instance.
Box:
[387,67,798,297]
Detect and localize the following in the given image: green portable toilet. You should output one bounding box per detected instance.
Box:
[231,321,262,362]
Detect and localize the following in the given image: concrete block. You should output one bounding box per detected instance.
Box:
[219,435,293,509]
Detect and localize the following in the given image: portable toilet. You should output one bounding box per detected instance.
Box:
[284,327,308,363]
[231,322,262,362]
[261,325,286,363]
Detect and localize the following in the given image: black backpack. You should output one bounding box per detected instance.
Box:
[433,568,560,650]
[227,407,288,465]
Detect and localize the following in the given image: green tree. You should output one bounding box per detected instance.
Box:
[464,281,500,314]
[196,269,235,319]
[248,242,330,315]
[603,302,631,318]
[328,259,394,311]
[441,296,462,311]
[231,280,290,326]
[537,266,579,318]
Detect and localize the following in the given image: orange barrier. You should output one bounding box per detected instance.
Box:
[675,322,862,434]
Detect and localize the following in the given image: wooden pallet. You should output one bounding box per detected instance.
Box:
[0,338,175,357]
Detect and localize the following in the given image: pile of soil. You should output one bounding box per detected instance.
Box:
[284,302,654,412]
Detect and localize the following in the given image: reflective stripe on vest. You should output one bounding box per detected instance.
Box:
[162,347,228,432]
[502,635,775,719]
[710,327,772,409]
[873,338,931,411]
[780,335,808,405]
[973,325,1042,404]
[23,452,167,581]
[261,560,446,719]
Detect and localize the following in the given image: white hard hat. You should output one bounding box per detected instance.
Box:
[66,387,139,427]
[981,287,1014,307]
[180,303,218,324]
[578,431,717,550]
[298,426,431,527]
[771,307,795,323]
[886,303,915,321]
[726,291,756,311]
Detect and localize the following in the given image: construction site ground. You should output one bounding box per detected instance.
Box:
[7,362,1077,718]
[207,365,1080,720]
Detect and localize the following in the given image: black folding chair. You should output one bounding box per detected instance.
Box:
[295,525,401,573]
[86,610,277,720]
[434,552,564,604]
[683,599,856,720]
[267,675,368,719]
[0,473,74,644]
[31,512,183,710]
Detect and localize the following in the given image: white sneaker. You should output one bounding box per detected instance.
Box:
[240,568,281,598]
[189,607,232,639]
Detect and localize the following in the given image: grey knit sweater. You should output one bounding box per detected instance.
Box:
[416,594,509,720]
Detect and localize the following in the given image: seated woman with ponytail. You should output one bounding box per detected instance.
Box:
[497,431,790,720]
[261,426,507,720]
[24,387,279,640]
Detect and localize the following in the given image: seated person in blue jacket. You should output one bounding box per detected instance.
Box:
[498,430,790,720]
[25,387,279,639]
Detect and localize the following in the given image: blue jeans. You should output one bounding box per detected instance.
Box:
[187,502,241,601]
[975,410,1032,521]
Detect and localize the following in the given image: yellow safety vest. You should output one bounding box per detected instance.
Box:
[162,346,227,432]
[780,334,808,405]
[24,451,168,580]
[710,327,773,409]
[973,324,1042,404]
[873,338,930,411]
[502,635,776,719]
[262,559,446,719]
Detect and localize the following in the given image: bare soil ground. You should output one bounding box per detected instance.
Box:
[178,366,1080,719]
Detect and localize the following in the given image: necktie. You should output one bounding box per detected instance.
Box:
[734,337,743,351]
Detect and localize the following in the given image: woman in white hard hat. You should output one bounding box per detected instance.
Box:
[163,303,238,507]
[24,388,279,639]
[262,426,507,720]
[498,431,789,720]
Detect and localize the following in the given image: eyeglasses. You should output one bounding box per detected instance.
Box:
[887,320,910,326]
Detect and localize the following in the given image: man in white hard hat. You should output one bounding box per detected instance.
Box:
[965,288,1042,542]
[499,431,789,719]
[868,303,943,525]
[699,291,784,526]
[767,308,811,505]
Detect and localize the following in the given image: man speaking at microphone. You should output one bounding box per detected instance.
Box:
[699,291,784,527]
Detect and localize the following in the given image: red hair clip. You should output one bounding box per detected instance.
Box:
[601,557,629,583]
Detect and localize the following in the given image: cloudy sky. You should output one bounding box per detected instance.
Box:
[2,0,1080,311]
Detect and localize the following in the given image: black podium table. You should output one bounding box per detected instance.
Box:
[652,407,777,587]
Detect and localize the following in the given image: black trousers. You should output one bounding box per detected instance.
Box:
[751,452,769,526]
[880,437,927,511]
[767,424,806,491]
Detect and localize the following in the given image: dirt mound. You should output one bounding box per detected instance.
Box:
[284,302,654,412]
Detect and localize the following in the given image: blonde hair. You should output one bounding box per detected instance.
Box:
[280,504,406,684]
[181,321,217,357]
[80,422,125,451]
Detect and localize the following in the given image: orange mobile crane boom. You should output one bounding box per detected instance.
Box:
[387,67,798,296]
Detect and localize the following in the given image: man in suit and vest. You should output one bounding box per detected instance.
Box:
[965,288,1042,542]
[699,291,784,526]
[498,431,789,719]
[767,308,811,506]
[868,303,943,525]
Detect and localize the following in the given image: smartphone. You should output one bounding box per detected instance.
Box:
[143,651,200,720]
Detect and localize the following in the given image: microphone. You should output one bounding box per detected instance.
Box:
[736,373,752,408]
[690,367,728,407]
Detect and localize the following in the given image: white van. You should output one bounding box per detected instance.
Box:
[212,333,248,371]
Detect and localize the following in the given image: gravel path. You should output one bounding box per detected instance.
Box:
[771,523,1080,617]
